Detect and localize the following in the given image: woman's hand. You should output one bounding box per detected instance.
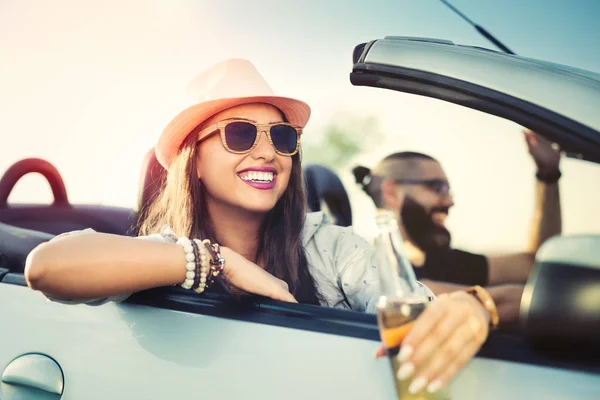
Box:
[376,291,490,394]
[219,247,297,303]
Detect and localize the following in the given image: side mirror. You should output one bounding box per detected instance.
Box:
[521,235,600,358]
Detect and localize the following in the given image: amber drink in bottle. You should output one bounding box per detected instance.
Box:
[374,209,450,400]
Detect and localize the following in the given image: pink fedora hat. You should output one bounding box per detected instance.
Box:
[156,59,311,169]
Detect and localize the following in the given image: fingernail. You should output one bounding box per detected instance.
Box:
[427,379,444,393]
[409,376,428,394]
[373,347,384,359]
[397,345,413,363]
[396,362,415,380]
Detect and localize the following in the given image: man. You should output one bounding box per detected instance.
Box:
[352,130,562,327]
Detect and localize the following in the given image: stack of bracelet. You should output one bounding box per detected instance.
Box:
[203,240,225,287]
[176,236,225,292]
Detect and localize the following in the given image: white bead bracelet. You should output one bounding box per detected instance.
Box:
[176,236,195,289]
[193,238,209,293]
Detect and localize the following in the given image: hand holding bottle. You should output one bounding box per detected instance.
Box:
[373,209,493,399]
[392,291,490,394]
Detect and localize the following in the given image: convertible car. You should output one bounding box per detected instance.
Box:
[1,37,599,400]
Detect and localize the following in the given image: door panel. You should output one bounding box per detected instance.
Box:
[0,284,394,399]
[2,283,599,399]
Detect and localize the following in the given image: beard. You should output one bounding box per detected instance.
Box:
[400,195,451,253]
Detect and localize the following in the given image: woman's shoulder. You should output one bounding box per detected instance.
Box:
[303,212,372,255]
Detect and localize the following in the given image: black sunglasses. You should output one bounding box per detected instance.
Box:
[395,179,451,195]
[197,118,302,156]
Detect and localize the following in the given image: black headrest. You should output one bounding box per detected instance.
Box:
[0,222,54,273]
[304,164,352,227]
[138,148,166,212]
[521,235,600,358]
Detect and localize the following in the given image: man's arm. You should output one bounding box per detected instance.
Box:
[487,130,562,285]
[420,279,524,328]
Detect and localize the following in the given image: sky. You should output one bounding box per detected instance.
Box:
[1,0,599,252]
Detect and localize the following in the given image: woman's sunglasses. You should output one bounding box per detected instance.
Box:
[197,118,302,156]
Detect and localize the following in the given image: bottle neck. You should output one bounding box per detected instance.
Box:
[374,209,420,299]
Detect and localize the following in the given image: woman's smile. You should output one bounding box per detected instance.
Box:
[237,166,278,190]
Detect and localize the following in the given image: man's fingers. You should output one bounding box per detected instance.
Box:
[523,129,536,148]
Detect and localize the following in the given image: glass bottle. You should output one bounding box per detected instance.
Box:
[374,209,449,400]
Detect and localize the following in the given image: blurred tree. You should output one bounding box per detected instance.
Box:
[302,115,384,171]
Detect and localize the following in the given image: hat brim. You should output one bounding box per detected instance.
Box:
[156,96,311,169]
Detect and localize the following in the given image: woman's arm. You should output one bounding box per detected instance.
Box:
[26,231,297,303]
[25,231,186,300]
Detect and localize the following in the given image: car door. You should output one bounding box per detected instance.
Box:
[2,273,600,400]
[1,275,398,400]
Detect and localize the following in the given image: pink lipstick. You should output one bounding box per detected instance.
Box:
[237,167,278,191]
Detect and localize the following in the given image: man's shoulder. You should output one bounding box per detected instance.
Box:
[422,247,489,286]
[425,247,489,269]
[448,248,487,259]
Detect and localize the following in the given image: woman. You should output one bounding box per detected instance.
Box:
[26,59,495,395]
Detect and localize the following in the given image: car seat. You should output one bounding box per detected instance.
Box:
[0,158,135,235]
[0,221,53,273]
[303,164,352,227]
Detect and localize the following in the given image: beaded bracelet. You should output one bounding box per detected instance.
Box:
[177,236,226,292]
[201,240,225,287]
[209,242,225,278]
[202,239,216,288]
[193,239,209,294]
[189,239,202,291]
[176,237,196,289]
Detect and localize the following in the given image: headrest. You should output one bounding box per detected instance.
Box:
[304,164,352,227]
[521,235,600,352]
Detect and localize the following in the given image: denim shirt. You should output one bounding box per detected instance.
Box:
[44,212,434,312]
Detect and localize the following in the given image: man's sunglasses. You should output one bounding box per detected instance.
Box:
[395,179,451,195]
[197,118,302,156]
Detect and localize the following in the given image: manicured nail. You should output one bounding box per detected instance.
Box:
[427,379,444,393]
[396,362,415,380]
[373,347,385,359]
[409,376,428,394]
[397,345,413,363]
